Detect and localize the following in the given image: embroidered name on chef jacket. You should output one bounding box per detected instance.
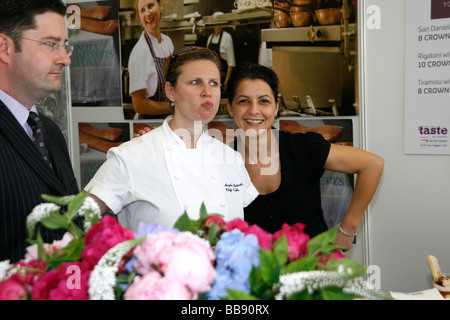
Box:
[225,183,243,192]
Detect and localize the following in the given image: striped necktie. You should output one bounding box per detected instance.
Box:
[27,111,53,170]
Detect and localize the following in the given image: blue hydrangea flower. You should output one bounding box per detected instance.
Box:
[207,229,260,300]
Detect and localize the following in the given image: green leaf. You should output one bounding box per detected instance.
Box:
[67,191,89,221]
[307,226,339,256]
[36,230,46,260]
[199,202,208,221]
[173,211,194,232]
[273,235,288,267]
[319,287,359,300]
[325,258,367,277]
[41,213,70,230]
[207,222,218,246]
[225,289,259,300]
[259,250,279,286]
[64,240,84,259]
[45,239,85,270]
[283,256,319,274]
[285,289,311,300]
[41,194,75,206]
[248,267,267,297]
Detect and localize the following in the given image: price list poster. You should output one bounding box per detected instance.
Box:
[404,0,450,154]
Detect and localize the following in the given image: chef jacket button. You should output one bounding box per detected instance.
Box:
[220,203,226,207]
[211,175,217,180]
[174,175,179,180]
[167,146,172,151]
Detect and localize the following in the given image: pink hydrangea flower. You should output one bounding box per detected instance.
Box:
[158,232,216,293]
[31,261,91,300]
[132,231,216,296]
[273,223,310,261]
[124,270,192,300]
[132,232,177,275]
[81,215,135,268]
[11,259,47,287]
[226,218,249,233]
[24,232,74,262]
[245,224,272,250]
[0,279,28,300]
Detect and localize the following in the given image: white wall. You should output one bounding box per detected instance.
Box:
[361,0,450,294]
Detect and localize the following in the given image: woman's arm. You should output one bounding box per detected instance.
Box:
[324,144,384,250]
[131,89,172,116]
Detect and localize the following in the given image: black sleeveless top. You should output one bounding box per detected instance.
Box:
[236,130,331,238]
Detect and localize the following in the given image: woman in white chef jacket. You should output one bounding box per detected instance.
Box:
[85,47,258,232]
[128,0,173,119]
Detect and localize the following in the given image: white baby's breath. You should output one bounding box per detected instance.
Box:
[26,203,61,234]
[89,265,118,300]
[0,260,12,281]
[276,270,387,300]
[88,238,143,300]
[77,197,101,232]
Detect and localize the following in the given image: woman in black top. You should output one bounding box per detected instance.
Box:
[225,62,384,250]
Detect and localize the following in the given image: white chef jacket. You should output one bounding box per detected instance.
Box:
[206,30,235,68]
[85,116,258,232]
[128,31,173,97]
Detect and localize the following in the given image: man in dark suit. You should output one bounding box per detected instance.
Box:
[0,0,79,262]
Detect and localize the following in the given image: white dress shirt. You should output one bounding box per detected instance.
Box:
[85,116,258,232]
[0,89,37,139]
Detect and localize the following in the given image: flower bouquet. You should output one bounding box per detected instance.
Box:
[0,192,390,300]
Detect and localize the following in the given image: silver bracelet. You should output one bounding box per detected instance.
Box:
[338,224,357,237]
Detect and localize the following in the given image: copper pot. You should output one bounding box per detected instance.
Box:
[290,4,306,12]
[292,0,316,6]
[275,1,291,9]
[290,10,312,27]
[314,7,342,25]
[273,7,291,28]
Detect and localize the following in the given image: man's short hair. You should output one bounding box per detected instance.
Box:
[0,0,67,50]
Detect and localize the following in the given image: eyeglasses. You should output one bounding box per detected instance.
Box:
[171,46,213,61]
[172,46,199,58]
[21,37,74,57]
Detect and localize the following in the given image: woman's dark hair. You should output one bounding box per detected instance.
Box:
[163,46,222,87]
[0,0,67,51]
[226,62,280,102]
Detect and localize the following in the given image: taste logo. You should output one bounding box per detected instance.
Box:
[431,0,450,20]
[418,126,448,135]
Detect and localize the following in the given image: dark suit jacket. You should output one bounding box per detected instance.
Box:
[0,100,79,262]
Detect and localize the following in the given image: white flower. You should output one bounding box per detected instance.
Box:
[0,260,12,281]
[276,270,387,300]
[88,238,143,300]
[26,203,61,235]
[77,197,101,232]
[89,265,118,300]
